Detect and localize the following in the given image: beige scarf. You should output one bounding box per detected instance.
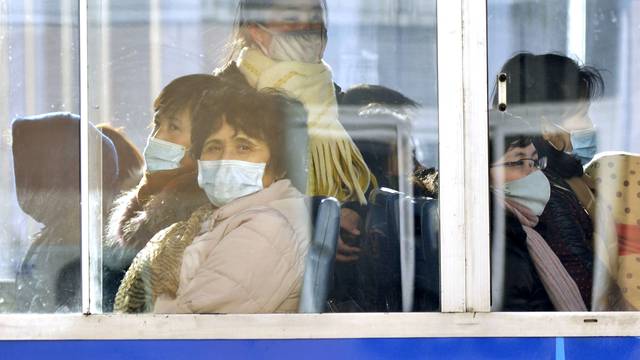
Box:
[500,196,588,311]
[236,47,374,204]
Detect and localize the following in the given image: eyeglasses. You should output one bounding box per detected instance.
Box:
[490,157,547,170]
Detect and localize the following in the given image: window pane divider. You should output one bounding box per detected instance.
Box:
[80,0,103,315]
[437,0,467,312]
[437,0,491,313]
[80,0,90,315]
[462,0,490,312]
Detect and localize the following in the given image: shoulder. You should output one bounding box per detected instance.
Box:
[105,188,142,247]
[215,62,252,88]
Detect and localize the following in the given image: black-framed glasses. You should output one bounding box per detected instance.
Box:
[490,157,547,170]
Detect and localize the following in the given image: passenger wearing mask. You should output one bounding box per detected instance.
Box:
[105,74,220,310]
[216,0,375,263]
[494,53,625,310]
[490,113,585,311]
[114,86,310,314]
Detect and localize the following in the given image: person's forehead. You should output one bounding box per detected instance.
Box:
[259,0,323,23]
[506,143,535,156]
[207,122,249,139]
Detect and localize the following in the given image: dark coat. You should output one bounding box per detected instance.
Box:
[498,213,554,311]
[535,169,594,308]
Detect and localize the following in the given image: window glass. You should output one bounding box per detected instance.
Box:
[89,0,440,314]
[0,0,81,313]
[489,0,640,311]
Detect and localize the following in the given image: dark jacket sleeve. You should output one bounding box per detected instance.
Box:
[499,214,555,311]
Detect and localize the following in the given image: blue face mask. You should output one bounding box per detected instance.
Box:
[569,127,598,166]
[554,124,598,166]
[143,137,186,172]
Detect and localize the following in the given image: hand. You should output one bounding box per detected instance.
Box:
[336,208,362,263]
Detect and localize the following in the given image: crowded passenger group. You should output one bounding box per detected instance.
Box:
[11,0,640,313]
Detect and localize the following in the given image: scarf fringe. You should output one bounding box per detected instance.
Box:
[237,47,375,203]
[307,134,375,204]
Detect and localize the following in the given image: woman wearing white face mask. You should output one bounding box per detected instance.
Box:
[492,54,615,310]
[489,114,588,311]
[104,74,219,311]
[115,87,311,314]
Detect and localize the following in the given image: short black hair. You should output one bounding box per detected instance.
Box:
[191,85,308,185]
[491,53,604,121]
[341,84,419,109]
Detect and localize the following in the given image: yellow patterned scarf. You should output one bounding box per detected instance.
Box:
[237,47,374,204]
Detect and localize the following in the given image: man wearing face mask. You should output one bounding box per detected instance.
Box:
[217,0,375,263]
[490,114,587,311]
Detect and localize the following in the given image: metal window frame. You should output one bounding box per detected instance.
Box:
[3,0,640,341]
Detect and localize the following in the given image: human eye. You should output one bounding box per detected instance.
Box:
[203,142,222,154]
[168,121,181,132]
[237,144,253,153]
[236,139,255,153]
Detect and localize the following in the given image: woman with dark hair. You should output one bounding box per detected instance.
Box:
[104,74,221,310]
[489,111,591,311]
[114,86,310,314]
[493,53,625,310]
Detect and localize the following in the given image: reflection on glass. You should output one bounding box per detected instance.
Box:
[91,0,439,314]
[0,2,80,313]
[489,0,640,311]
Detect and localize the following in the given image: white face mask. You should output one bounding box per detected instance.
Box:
[503,170,551,216]
[256,24,325,63]
[197,160,266,207]
[143,137,186,172]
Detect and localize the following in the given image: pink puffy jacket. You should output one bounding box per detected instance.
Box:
[154,180,310,313]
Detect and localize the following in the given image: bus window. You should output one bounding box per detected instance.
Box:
[488,0,640,312]
[87,0,440,314]
[0,1,82,313]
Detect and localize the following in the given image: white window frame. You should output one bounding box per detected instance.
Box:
[2,0,640,340]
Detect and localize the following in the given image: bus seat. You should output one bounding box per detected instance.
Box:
[299,196,340,313]
[414,198,440,311]
[358,187,403,312]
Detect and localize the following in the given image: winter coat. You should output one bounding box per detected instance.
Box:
[126,179,310,313]
[103,169,209,311]
[535,169,594,308]
[491,197,555,311]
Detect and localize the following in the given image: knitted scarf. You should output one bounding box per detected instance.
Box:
[236,47,374,204]
[114,204,213,313]
[503,196,588,311]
